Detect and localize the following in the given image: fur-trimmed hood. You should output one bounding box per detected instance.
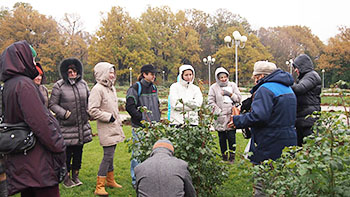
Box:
[59,58,83,83]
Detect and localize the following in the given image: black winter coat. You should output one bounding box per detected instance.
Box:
[0,40,66,195]
[292,54,321,128]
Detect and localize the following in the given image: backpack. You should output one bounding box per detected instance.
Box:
[136,81,157,97]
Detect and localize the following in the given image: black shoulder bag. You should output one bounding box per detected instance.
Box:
[0,86,36,155]
[240,96,253,139]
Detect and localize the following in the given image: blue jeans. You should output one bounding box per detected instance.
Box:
[130,128,140,185]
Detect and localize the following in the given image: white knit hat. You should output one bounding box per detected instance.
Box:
[252,61,277,76]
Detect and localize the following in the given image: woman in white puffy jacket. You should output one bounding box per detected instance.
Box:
[169,64,203,125]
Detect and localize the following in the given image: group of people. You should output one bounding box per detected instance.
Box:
[0,40,321,197]
[0,41,125,197]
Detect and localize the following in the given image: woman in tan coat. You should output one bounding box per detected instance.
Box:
[208,67,241,163]
[88,62,125,196]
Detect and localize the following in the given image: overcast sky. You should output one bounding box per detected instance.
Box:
[2,0,349,43]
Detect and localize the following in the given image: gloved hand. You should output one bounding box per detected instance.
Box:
[64,110,71,119]
[222,90,232,97]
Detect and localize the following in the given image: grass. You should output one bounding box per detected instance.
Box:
[321,95,350,105]
[44,122,252,197]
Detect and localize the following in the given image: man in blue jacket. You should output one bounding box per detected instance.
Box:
[232,61,297,196]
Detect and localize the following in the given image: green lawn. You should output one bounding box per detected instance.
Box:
[55,122,252,197]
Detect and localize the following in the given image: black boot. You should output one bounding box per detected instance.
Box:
[63,172,77,188]
[71,170,83,186]
[222,153,228,161]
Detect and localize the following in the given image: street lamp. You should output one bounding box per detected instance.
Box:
[224,30,247,86]
[322,69,325,89]
[162,70,165,82]
[129,67,133,87]
[203,55,215,87]
[285,59,293,74]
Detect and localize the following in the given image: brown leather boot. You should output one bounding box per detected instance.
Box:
[63,172,77,188]
[94,176,108,196]
[72,170,83,186]
[106,171,122,188]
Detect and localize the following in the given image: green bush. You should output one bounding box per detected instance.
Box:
[252,110,350,196]
[126,102,229,196]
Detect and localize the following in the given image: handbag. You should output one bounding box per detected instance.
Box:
[240,97,253,139]
[0,86,36,155]
[0,122,36,155]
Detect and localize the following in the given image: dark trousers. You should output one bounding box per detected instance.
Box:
[98,145,116,176]
[66,145,83,171]
[296,126,313,146]
[218,130,236,155]
[20,185,59,197]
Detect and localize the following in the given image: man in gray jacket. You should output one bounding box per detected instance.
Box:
[135,139,196,197]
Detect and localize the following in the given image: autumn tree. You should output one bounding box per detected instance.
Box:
[318,27,350,85]
[59,13,92,81]
[214,26,274,86]
[186,8,253,81]
[88,6,155,85]
[0,2,65,82]
[258,26,324,71]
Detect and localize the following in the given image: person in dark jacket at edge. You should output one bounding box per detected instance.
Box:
[292,54,321,146]
[231,61,297,197]
[49,58,92,188]
[135,139,196,197]
[125,64,161,188]
[0,40,66,196]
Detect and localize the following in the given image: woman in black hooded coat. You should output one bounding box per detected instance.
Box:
[292,54,321,146]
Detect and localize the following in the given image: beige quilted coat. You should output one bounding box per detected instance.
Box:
[88,62,125,146]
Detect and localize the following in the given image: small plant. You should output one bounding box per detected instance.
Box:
[126,101,229,196]
[251,109,350,196]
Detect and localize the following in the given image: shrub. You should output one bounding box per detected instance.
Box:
[252,110,350,196]
[126,101,229,196]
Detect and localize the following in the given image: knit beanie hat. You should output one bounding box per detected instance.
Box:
[152,139,174,153]
[252,61,277,76]
[29,45,37,58]
[36,65,43,75]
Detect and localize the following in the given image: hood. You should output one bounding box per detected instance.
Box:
[93,62,115,87]
[293,54,314,76]
[59,58,83,83]
[251,69,294,94]
[178,64,195,86]
[214,67,229,86]
[0,40,39,82]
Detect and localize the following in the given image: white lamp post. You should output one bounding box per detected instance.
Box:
[203,55,215,88]
[285,59,293,74]
[224,31,247,86]
[322,69,325,89]
[162,70,165,82]
[129,67,133,86]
